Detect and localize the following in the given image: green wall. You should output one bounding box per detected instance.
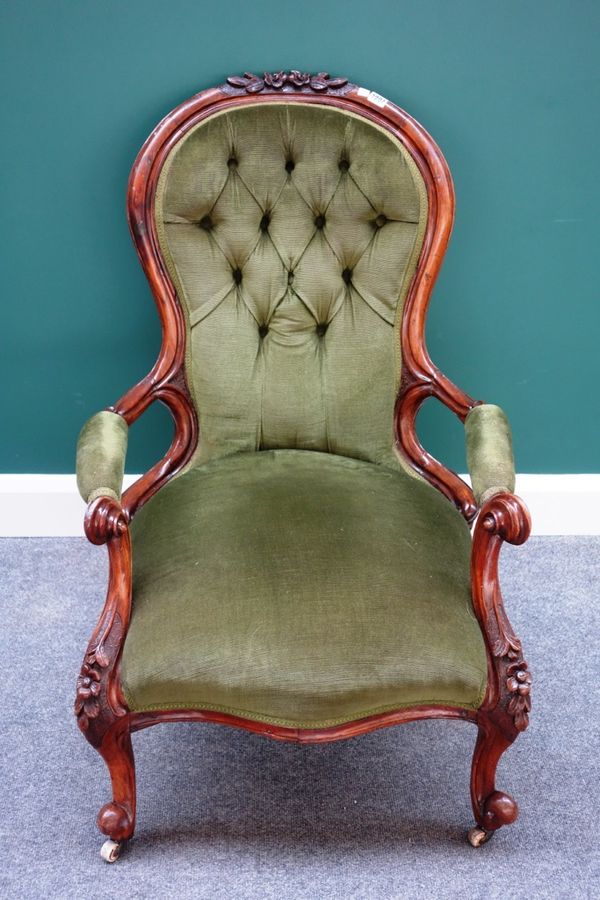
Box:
[1,1,598,473]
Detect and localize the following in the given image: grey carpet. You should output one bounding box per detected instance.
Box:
[0,536,598,900]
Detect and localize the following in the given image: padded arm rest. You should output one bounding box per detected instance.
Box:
[76,411,129,504]
[465,404,515,506]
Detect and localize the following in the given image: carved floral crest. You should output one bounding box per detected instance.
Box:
[226,70,349,94]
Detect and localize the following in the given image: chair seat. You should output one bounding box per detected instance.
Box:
[121,450,487,728]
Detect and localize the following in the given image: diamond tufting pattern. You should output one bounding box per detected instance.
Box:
[155,103,428,466]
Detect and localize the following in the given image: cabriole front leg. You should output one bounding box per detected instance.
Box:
[468,493,532,847]
[468,715,518,846]
[75,507,135,862]
[97,719,136,861]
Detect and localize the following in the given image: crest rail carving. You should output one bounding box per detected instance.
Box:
[225,71,351,94]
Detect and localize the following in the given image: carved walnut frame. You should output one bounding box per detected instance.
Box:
[75,74,531,851]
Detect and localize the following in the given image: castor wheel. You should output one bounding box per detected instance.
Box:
[467,826,493,848]
[100,838,123,863]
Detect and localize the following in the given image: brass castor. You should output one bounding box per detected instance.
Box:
[467,826,493,848]
[100,838,123,863]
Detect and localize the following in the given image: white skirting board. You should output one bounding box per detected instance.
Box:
[0,474,598,537]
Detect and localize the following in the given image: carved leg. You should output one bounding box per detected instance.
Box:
[468,493,532,846]
[96,718,136,861]
[75,524,134,861]
[468,714,518,846]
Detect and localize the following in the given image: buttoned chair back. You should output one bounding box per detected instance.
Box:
[154,102,428,467]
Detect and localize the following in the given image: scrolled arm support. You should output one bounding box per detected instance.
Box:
[395,376,478,521]
[480,492,531,546]
[118,378,198,520]
[84,496,130,546]
[471,491,532,637]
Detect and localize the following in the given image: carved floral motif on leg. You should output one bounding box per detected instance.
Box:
[506,659,532,732]
[489,623,532,734]
[473,498,532,736]
[488,639,532,734]
[75,650,106,730]
[74,613,125,745]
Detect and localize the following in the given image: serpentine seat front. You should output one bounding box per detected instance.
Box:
[121,449,487,727]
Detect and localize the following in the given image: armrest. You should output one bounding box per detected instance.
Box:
[76,410,128,504]
[76,386,197,543]
[465,404,516,506]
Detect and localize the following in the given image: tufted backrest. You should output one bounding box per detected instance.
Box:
[155,102,428,468]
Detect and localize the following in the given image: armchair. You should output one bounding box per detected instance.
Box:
[75,72,531,861]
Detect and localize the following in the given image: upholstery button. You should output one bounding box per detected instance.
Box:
[227,156,238,169]
[316,322,328,336]
[314,214,326,229]
[288,270,294,284]
[198,215,213,231]
[232,268,243,285]
[338,159,350,172]
[374,213,387,228]
[285,159,295,173]
[259,213,270,233]
[258,324,269,338]
[342,267,353,285]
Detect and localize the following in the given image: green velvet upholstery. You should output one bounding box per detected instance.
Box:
[76,410,128,503]
[81,103,494,729]
[121,451,487,727]
[155,103,428,468]
[465,404,515,505]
